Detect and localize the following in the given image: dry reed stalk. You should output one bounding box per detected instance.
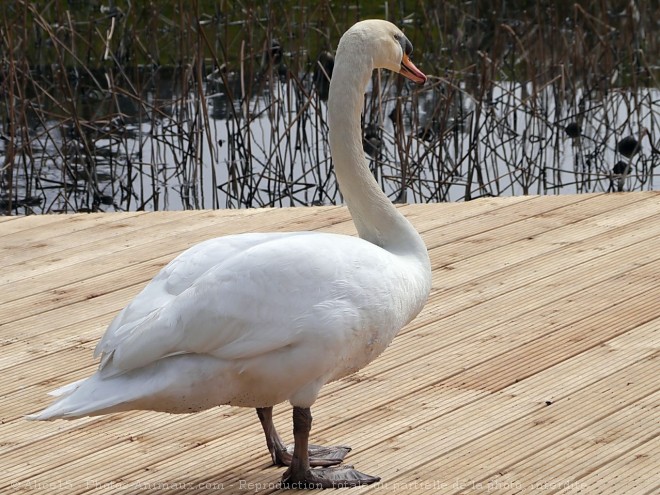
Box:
[0,1,658,214]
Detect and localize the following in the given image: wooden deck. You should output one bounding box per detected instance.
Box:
[1,192,658,494]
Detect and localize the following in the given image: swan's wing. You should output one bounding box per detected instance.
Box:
[96,233,392,377]
[94,232,309,359]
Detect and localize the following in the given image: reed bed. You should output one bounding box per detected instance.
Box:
[1,0,659,214]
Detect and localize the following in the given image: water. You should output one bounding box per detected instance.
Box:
[2,1,659,214]
[1,68,659,214]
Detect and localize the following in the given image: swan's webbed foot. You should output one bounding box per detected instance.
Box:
[256,407,350,467]
[308,444,352,467]
[269,442,351,467]
[279,444,351,467]
[280,406,380,489]
[281,465,380,489]
[276,444,351,467]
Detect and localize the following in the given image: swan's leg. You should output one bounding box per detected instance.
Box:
[256,407,349,467]
[281,407,380,489]
[256,407,289,465]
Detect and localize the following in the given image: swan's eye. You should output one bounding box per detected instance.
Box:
[395,33,414,56]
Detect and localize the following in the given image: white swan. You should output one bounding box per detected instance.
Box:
[28,19,431,488]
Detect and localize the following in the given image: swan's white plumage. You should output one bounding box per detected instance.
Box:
[27,19,432,423]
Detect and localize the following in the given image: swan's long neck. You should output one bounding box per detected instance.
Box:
[328,41,430,268]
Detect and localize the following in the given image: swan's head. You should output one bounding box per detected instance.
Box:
[346,20,427,85]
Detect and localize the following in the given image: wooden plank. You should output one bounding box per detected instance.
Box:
[0,209,352,325]
[414,202,660,334]
[456,394,658,494]
[4,205,660,415]
[0,207,340,283]
[357,244,660,395]
[55,316,660,495]
[0,194,648,344]
[0,284,146,350]
[3,294,656,492]
[428,191,660,290]
[0,212,126,235]
[0,207,350,302]
[0,219,652,404]
[0,197,565,324]
[404,357,660,493]
[0,194,626,334]
[354,357,658,494]
[1,193,658,495]
[0,211,146,246]
[1,245,656,406]
[552,434,659,495]
[418,193,602,251]
[0,315,111,372]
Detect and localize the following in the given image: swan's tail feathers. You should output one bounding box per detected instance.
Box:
[47,377,86,398]
[25,375,137,421]
[26,354,227,421]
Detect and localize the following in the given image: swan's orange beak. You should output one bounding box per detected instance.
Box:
[400,54,426,84]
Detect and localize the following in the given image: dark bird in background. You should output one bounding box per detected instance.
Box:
[609,160,632,193]
[617,135,641,158]
[610,128,655,192]
[362,124,383,159]
[313,51,334,101]
[612,160,628,175]
[617,128,660,158]
[564,122,581,139]
[256,39,288,85]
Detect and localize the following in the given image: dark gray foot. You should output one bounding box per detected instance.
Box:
[281,444,351,467]
[281,465,380,489]
[280,406,378,489]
